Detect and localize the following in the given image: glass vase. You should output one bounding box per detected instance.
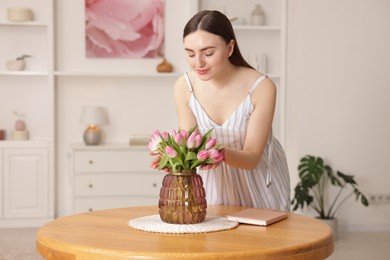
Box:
[158,169,207,224]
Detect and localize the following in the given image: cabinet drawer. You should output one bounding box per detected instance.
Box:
[74,150,150,173]
[74,172,164,196]
[74,196,159,214]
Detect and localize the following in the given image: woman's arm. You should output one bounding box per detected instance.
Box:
[150,75,196,170]
[224,77,277,170]
[173,75,197,130]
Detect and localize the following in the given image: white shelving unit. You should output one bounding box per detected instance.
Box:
[193,0,287,146]
[0,0,54,227]
[54,71,181,78]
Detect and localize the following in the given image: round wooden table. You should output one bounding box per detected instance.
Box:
[36,206,334,259]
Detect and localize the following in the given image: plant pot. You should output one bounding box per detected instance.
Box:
[317,217,338,240]
[158,169,207,224]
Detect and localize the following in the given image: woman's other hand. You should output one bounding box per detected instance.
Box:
[149,152,169,172]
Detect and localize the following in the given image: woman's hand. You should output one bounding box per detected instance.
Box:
[149,152,169,172]
[200,161,222,170]
[199,148,225,170]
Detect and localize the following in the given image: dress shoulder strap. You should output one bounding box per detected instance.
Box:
[248,74,268,95]
[184,72,194,93]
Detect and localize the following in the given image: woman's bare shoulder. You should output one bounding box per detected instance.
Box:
[251,74,277,103]
[175,71,199,92]
[237,67,263,84]
[174,73,193,102]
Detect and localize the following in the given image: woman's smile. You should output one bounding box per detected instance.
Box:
[197,69,209,75]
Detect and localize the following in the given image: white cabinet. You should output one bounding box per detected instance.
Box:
[3,148,48,218]
[0,0,54,227]
[195,0,287,145]
[0,143,53,227]
[69,144,164,214]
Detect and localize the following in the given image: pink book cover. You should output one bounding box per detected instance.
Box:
[226,208,288,226]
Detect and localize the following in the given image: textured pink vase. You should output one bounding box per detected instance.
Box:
[158,170,207,224]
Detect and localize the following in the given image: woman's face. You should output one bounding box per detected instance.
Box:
[184,30,234,80]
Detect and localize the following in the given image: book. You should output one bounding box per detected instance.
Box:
[129,135,149,146]
[226,208,288,226]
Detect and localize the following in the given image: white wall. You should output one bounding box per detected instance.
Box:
[287,0,390,231]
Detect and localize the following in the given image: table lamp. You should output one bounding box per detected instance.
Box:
[80,106,108,145]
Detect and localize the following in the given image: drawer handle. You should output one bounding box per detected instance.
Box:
[89,160,93,164]
[89,184,93,188]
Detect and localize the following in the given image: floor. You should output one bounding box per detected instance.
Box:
[327,231,390,260]
[0,228,389,259]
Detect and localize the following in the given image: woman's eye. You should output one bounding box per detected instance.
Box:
[205,52,214,56]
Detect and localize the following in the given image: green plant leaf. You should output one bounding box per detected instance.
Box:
[188,126,197,136]
[325,166,342,187]
[291,183,313,210]
[360,194,369,206]
[185,151,197,161]
[298,155,324,188]
[337,171,357,185]
[353,187,370,206]
[158,156,169,170]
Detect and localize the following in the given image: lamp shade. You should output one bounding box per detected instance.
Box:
[80,106,108,125]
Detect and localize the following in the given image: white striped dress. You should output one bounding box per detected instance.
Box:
[184,73,291,211]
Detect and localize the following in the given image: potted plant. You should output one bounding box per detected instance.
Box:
[291,155,369,238]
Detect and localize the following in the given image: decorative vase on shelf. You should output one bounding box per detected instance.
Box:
[7,7,34,22]
[6,55,31,71]
[156,58,173,73]
[0,129,5,140]
[158,169,207,224]
[250,4,266,26]
[11,111,29,141]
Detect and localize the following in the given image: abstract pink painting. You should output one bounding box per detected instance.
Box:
[85,0,165,58]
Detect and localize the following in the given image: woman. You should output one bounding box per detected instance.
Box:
[153,10,290,211]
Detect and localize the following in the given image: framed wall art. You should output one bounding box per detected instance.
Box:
[85,0,165,59]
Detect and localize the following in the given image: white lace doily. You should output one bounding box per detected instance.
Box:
[128,215,239,234]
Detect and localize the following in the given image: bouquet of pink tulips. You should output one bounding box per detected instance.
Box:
[148,126,224,172]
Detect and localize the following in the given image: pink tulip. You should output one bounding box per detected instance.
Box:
[197,150,209,161]
[195,135,202,147]
[208,148,225,163]
[168,129,177,136]
[205,137,217,150]
[148,129,162,154]
[160,131,169,140]
[165,146,177,158]
[179,129,189,142]
[174,133,183,145]
[187,131,202,149]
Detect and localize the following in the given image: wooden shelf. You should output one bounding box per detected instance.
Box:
[54,71,180,78]
[0,140,50,148]
[0,71,49,76]
[0,21,48,27]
